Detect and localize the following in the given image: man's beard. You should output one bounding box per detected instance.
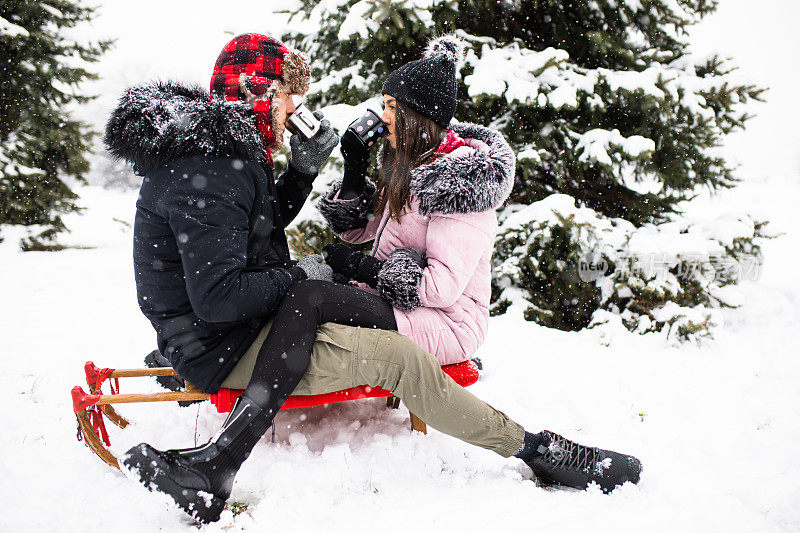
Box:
[268,97,285,154]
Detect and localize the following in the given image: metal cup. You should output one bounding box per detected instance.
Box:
[346,109,388,149]
[285,103,322,141]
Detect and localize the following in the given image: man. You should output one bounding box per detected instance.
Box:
[105,34,641,524]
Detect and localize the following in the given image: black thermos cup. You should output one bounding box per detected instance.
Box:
[346,109,388,148]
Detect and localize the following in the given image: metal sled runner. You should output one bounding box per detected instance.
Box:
[71,360,480,469]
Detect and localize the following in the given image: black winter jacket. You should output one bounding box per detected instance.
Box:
[105,81,314,393]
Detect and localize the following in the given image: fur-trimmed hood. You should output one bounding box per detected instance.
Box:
[410,121,516,215]
[104,81,265,175]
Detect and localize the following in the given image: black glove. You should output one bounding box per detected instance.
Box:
[340,128,371,173]
[331,273,352,285]
[322,243,383,288]
[339,129,371,200]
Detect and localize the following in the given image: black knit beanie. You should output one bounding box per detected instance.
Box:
[382,34,466,128]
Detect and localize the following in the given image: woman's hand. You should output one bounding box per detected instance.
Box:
[339,129,371,199]
[322,243,383,287]
[322,243,360,278]
[340,129,371,174]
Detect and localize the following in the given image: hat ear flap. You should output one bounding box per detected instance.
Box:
[238,73,274,101]
[281,48,311,96]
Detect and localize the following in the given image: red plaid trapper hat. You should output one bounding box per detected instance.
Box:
[210,33,310,165]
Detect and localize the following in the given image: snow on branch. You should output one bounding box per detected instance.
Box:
[1,15,29,38]
[574,129,656,167]
[492,193,766,343]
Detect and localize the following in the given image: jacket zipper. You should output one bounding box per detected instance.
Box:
[370,211,391,257]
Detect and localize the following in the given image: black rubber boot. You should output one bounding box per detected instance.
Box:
[143,350,201,407]
[121,395,272,523]
[526,430,642,493]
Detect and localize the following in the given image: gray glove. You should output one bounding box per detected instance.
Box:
[296,254,333,282]
[289,112,339,175]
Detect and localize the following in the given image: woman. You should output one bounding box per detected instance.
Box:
[317,51,515,366]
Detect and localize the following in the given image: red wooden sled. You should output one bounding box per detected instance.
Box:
[72,359,480,469]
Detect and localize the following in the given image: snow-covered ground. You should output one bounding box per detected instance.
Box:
[1,179,798,531]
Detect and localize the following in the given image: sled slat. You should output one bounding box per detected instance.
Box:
[99,404,130,429]
[87,384,130,428]
[76,410,119,469]
[109,368,179,378]
[409,413,427,434]
[97,391,210,404]
[184,382,202,392]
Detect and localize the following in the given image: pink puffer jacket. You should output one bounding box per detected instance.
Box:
[318,122,516,364]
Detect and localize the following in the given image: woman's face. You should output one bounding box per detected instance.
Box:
[381,94,397,149]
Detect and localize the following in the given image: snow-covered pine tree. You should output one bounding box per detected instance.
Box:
[0,1,110,249]
[281,0,767,342]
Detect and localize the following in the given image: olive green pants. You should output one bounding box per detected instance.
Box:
[221,319,525,457]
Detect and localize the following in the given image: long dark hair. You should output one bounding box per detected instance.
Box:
[375,101,446,221]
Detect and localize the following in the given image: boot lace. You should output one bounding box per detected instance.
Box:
[539,431,601,473]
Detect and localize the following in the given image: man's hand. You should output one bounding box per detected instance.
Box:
[289,112,339,175]
[296,254,334,282]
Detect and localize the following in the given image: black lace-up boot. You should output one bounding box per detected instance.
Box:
[527,430,642,493]
[121,395,272,523]
[143,350,204,407]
